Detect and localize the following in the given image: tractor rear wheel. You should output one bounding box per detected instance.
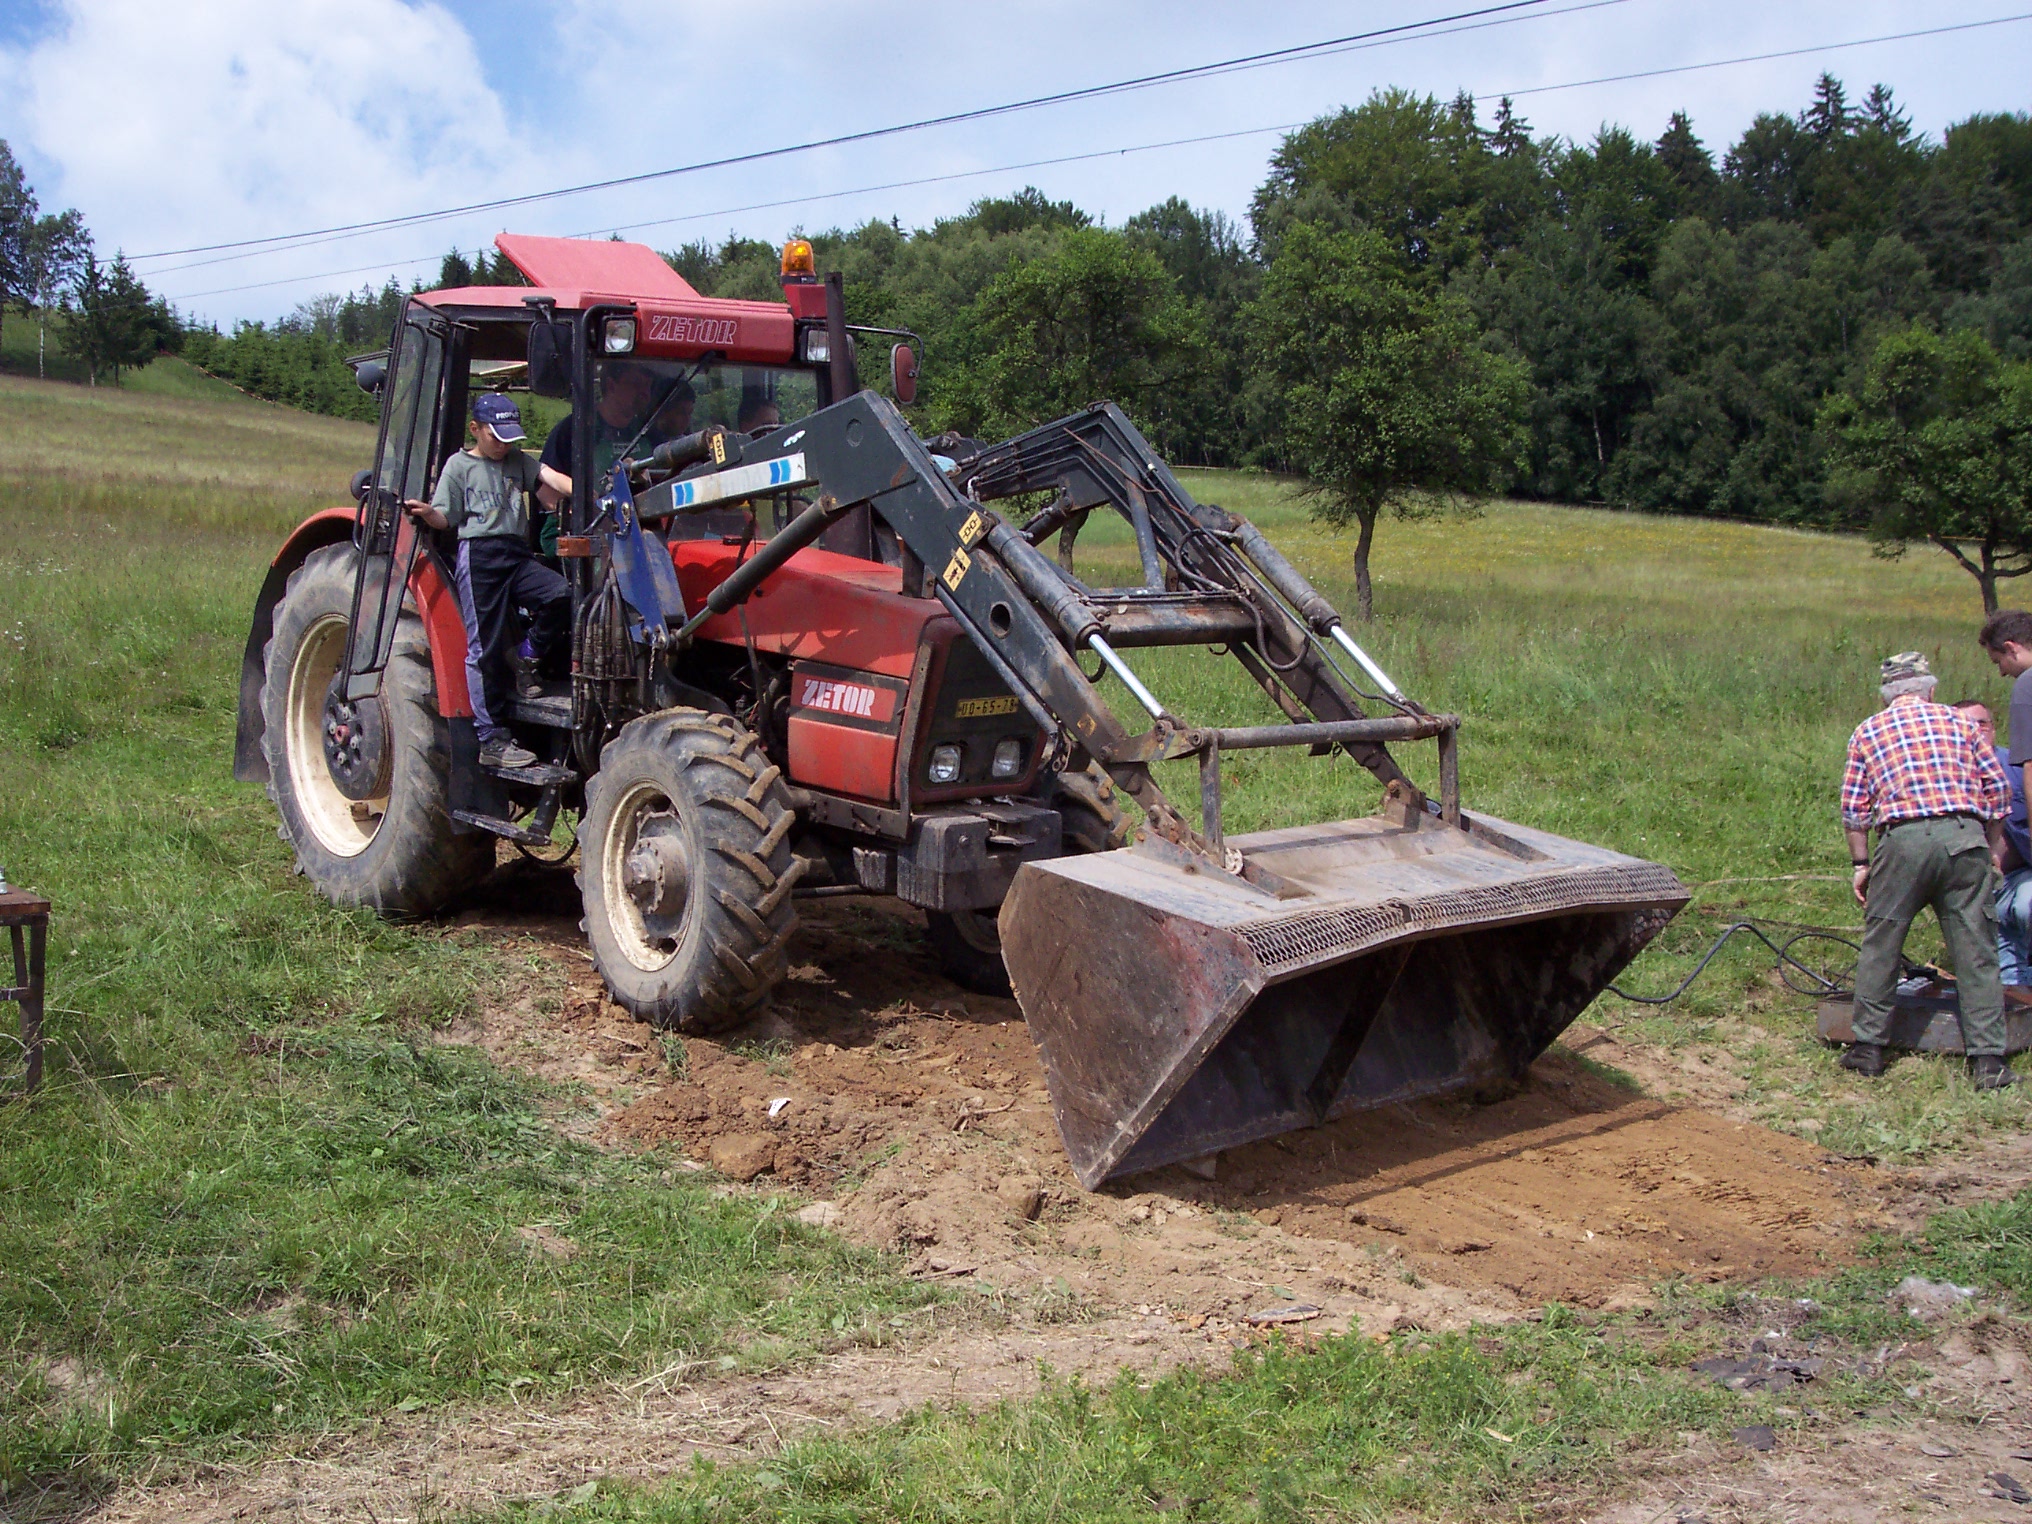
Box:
[927,766,1139,997]
[261,543,491,915]
[581,709,802,1032]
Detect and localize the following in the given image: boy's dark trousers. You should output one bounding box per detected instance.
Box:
[453,536,569,737]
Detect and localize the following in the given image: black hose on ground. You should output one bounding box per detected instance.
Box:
[1606,920,1866,1005]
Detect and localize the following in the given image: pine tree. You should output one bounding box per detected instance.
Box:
[1489,97,1533,159]
[1804,74,1853,142]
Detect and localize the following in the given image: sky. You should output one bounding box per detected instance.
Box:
[0,0,2024,329]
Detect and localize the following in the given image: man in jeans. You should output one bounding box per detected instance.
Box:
[405,394,570,770]
[1841,652,2016,1087]
[1951,700,2032,986]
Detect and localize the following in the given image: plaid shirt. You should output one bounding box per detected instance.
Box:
[1841,695,2012,829]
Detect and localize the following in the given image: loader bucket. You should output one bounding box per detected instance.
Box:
[999,808,1688,1189]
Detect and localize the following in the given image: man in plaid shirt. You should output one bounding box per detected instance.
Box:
[1841,651,2015,1087]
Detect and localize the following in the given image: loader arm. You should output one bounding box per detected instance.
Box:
[643,394,1434,866]
[642,393,1204,846]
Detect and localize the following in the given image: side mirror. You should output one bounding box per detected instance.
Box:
[350,467,373,504]
[526,319,573,399]
[890,343,918,406]
[353,359,386,394]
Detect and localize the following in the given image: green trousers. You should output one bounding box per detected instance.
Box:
[1852,814,2006,1056]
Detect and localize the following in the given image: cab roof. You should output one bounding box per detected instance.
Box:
[419,233,799,365]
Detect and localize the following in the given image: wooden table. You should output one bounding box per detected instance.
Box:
[1,886,49,1095]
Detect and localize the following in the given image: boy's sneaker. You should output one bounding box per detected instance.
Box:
[509,645,544,699]
[479,735,538,770]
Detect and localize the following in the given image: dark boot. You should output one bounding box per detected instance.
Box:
[509,642,544,699]
[1971,1055,2019,1091]
[1839,1041,1886,1077]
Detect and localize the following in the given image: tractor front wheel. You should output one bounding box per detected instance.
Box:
[580,709,802,1031]
[262,543,491,915]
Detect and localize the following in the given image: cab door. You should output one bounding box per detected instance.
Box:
[342,303,453,699]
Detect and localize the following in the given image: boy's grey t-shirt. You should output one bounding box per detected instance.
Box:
[431,449,542,540]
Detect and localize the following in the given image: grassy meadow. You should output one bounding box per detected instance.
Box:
[2,369,2030,1519]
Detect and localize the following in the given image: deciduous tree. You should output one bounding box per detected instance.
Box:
[1822,324,2032,611]
[1251,222,1527,619]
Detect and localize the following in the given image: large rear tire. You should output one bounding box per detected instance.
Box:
[928,766,1139,997]
[262,543,492,916]
[581,709,803,1031]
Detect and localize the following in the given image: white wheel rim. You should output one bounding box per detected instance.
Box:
[284,612,386,858]
[601,781,688,973]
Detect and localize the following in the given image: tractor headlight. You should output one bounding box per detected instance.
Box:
[800,329,830,364]
[990,738,1024,780]
[602,317,636,354]
[928,744,963,784]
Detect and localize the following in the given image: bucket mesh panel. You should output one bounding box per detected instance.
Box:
[1239,863,1685,974]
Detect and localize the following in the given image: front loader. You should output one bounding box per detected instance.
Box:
[236,233,1687,1189]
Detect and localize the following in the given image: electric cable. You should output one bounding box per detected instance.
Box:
[158,8,2032,309]
[1605,919,1868,1004]
[130,0,1569,263]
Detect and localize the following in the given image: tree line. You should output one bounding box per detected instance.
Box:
[13,73,2031,610]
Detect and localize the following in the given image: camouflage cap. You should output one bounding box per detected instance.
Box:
[1881,651,1933,684]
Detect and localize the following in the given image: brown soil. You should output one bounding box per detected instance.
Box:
[438,880,1873,1330]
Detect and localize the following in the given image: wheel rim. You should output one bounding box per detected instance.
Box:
[601,781,692,972]
[285,613,387,858]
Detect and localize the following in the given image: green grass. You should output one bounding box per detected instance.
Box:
[0,315,247,401]
[0,374,936,1516]
[469,1195,2032,1524]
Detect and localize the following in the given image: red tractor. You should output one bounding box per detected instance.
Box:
[237,233,1686,1187]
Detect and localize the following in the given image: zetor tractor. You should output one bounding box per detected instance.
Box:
[236,233,1687,1188]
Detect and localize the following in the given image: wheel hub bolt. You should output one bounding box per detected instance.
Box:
[624,838,687,917]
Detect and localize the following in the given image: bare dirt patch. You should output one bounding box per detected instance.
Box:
[1589,1307,2032,1524]
[448,874,1873,1329]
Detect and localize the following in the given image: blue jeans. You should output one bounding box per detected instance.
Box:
[1999,867,2032,987]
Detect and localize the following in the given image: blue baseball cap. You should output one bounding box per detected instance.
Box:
[472,392,525,442]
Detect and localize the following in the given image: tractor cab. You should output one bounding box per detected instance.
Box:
[362,233,867,546]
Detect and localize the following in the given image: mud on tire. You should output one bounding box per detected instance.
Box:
[262,543,492,915]
[928,765,1139,997]
[581,709,803,1032]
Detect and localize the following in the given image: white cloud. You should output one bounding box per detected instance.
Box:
[2,0,537,268]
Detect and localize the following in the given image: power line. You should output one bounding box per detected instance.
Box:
[161,8,2032,310]
[129,0,1562,263]
[142,0,1633,281]
[1486,11,2032,102]
[165,123,1301,303]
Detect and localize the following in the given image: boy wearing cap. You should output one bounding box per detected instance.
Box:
[1840,651,2016,1087]
[405,394,572,771]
